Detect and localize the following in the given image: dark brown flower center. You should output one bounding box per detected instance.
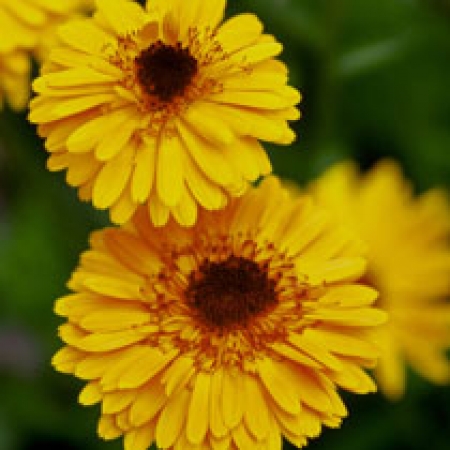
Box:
[135,40,198,103]
[185,255,278,328]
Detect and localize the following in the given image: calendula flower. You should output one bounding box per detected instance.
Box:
[0,0,93,111]
[0,49,30,111]
[53,177,385,450]
[309,160,450,400]
[29,0,300,226]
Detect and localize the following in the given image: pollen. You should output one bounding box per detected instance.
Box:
[135,40,198,103]
[185,255,278,328]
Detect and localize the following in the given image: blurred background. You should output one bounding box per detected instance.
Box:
[0,0,449,449]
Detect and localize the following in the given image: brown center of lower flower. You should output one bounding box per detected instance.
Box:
[135,40,198,103]
[185,255,278,328]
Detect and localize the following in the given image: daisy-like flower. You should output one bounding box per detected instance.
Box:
[309,160,450,400]
[0,49,30,111]
[53,177,386,450]
[29,0,300,226]
[0,0,94,111]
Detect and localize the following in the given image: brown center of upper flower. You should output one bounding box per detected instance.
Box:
[135,40,198,103]
[185,255,278,328]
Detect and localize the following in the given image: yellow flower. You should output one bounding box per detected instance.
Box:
[0,49,30,111]
[0,0,93,58]
[53,177,385,450]
[0,0,93,111]
[309,160,450,400]
[29,0,301,226]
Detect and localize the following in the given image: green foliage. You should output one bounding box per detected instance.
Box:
[1,1,449,449]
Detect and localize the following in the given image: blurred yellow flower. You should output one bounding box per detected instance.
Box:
[0,0,93,111]
[53,177,385,450]
[309,160,450,400]
[29,0,300,227]
[0,49,30,111]
[0,1,76,53]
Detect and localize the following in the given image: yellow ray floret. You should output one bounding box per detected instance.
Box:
[309,160,450,400]
[29,0,301,226]
[53,176,386,450]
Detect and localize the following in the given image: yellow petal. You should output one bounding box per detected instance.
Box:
[75,351,130,380]
[162,356,195,397]
[305,328,380,359]
[97,0,147,35]
[288,333,343,371]
[124,425,155,450]
[209,368,228,438]
[103,229,160,275]
[102,389,136,414]
[177,0,225,41]
[80,309,150,332]
[131,140,156,203]
[232,422,258,449]
[183,101,235,146]
[92,145,134,209]
[98,415,122,440]
[302,256,368,285]
[95,114,139,161]
[318,284,379,307]
[148,193,170,227]
[155,389,190,448]
[243,375,270,440]
[129,379,167,426]
[156,134,184,207]
[75,329,146,352]
[182,151,228,210]
[216,14,263,53]
[257,358,300,415]
[52,346,84,373]
[110,185,138,225]
[119,349,178,389]
[171,187,198,227]
[186,372,211,445]
[221,368,244,429]
[305,308,387,327]
[99,346,154,388]
[209,89,293,110]
[291,369,333,414]
[177,119,241,188]
[82,274,142,299]
[58,19,115,55]
[36,67,117,90]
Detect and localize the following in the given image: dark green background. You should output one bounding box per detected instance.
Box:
[0,0,449,449]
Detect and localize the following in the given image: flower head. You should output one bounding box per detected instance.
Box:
[309,160,450,400]
[29,0,301,226]
[53,177,385,450]
[0,0,93,111]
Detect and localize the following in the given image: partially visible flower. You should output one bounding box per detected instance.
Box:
[53,177,385,450]
[0,49,30,111]
[0,0,94,57]
[29,0,300,226]
[309,160,450,400]
[0,0,93,111]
